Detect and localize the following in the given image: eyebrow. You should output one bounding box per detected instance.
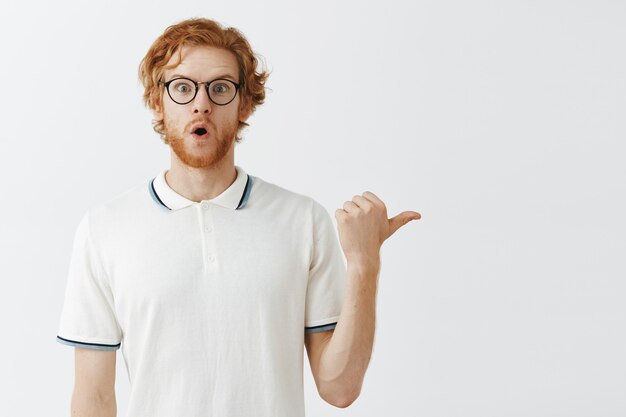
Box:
[169,73,238,82]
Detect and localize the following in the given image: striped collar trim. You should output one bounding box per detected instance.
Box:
[148,165,253,211]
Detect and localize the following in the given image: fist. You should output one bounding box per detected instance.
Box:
[335,191,420,264]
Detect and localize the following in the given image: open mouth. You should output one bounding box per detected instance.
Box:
[192,127,208,139]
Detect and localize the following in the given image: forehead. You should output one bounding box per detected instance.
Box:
[163,45,239,80]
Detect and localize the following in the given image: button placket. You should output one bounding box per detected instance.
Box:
[199,201,217,272]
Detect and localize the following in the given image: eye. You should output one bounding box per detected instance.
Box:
[172,80,194,93]
[212,82,230,94]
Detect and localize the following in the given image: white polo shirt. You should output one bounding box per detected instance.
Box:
[56,164,347,417]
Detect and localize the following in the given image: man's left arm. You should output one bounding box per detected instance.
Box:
[306,191,421,408]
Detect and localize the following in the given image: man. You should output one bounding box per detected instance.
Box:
[56,17,420,417]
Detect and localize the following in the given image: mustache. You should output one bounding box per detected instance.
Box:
[187,120,214,131]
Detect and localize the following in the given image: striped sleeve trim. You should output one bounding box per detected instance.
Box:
[305,322,337,333]
[56,335,121,351]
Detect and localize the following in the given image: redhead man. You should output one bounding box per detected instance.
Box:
[56,17,420,417]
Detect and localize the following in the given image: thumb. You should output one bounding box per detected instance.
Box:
[388,211,421,237]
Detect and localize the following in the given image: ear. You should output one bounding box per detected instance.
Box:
[151,98,163,121]
[238,102,252,124]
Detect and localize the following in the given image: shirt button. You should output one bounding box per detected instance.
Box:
[205,225,213,233]
[201,202,210,210]
[208,254,215,262]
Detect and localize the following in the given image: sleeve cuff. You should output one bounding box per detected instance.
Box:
[304,322,337,333]
[56,335,121,351]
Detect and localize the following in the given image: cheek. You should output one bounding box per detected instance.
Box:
[163,107,184,130]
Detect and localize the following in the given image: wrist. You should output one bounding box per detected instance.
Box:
[346,253,381,272]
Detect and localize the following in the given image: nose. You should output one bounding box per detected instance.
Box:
[193,83,212,114]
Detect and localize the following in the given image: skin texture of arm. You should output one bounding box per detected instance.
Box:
[70,348,117,416]
[303,260,380,408]
[304,329,336,404]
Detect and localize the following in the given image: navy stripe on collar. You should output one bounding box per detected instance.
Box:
[148,174,253,211]
[236,174,253,209]
[149,177,171,210]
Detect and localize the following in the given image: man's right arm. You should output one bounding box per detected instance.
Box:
[70,347,117,416]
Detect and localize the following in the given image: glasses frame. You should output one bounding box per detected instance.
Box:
[158,77,242,106]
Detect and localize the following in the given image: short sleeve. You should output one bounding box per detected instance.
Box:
[304,199,347,334]
[56,210,122,350]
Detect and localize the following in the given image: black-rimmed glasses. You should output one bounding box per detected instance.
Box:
[158,77,241,105]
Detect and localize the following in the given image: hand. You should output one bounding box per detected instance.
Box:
[335,191,421,265]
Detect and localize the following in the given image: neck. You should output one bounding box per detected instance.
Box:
[165,155,238,203]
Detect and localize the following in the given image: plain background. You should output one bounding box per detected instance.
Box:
[1,0,624,415]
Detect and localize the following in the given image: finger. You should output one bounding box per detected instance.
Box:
[342,201,360,213]
[388,211,421,236]
[362,191,384,206]
[335,208,347,219]
[351,195,373,210]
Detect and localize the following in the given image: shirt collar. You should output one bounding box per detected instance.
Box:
[148,165,253,211]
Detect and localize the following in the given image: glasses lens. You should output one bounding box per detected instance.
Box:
[209,80,237,105]
[168,78,196,104]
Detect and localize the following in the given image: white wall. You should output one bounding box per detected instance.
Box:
[1,0,624,415]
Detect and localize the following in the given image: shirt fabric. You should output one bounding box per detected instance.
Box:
[56,164,347,417]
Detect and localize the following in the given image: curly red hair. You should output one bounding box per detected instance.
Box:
[138,17,270,144]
